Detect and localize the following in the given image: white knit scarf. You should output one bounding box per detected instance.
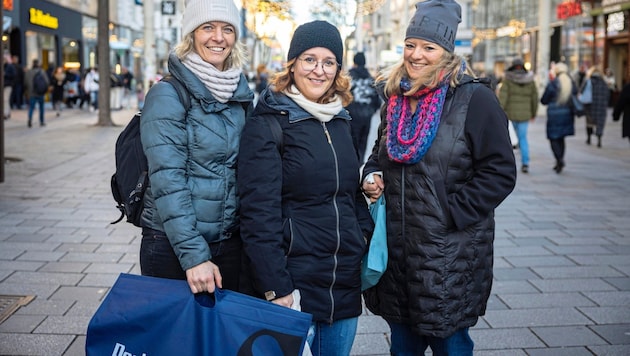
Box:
[284,85,343,123]
[182,52,241,103]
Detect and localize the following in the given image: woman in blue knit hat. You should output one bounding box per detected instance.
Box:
[361,0,516,354]
[238,20,374,355]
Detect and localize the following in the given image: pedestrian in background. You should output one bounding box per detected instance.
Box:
[139,0,254,295]
[83,67,99,112]
[24,59,49,127]
[51,66,67,117]
[612,82,630,143]
[581,65,610,148]
[238,20,374,356]
[540,62,575,174]
[361,1,516,354]
[498,57,538,173]
[3,53,16,120]
[347,52,381,164]
[10,55,24,110]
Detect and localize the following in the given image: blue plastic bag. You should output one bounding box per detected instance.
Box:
[361,195,387,291]
[86,273,312,355]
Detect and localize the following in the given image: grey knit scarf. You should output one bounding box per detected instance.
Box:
[182,52,241,103]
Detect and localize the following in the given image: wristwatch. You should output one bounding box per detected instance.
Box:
[264,291,276,301]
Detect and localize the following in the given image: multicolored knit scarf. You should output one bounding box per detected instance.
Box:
[386,76,450,164]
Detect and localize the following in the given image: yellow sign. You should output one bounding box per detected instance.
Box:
[29,8,59,30]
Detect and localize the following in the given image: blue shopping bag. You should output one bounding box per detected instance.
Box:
[361,195,387,291]
[86,273,312,356]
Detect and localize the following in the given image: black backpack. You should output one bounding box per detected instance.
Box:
[33,70,49,96]
[110,76,190,226]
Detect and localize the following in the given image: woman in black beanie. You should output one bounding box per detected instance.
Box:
[238,20,374,355]
[361,0,516,354]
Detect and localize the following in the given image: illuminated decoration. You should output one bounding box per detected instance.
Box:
[496,19,526,38]
[29,8,59,30]
[557,0,582,20]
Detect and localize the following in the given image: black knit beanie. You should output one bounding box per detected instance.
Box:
[287,21,344,67]
[354,52,366,66]
[405,0,461,53]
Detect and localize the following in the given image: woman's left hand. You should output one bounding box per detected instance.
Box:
[185,261,223,294]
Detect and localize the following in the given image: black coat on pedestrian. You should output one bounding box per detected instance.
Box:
[613,82,630,138]
[362,76,516,338]
[238,88,374,323]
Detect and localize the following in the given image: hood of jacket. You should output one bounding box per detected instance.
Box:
[504,69,535,85]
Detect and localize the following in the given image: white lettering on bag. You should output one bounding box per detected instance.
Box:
[112,342,148,356]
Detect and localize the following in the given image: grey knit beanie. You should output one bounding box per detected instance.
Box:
[287,21,344,68]
[182,0,241,39]
[405,0,461,53]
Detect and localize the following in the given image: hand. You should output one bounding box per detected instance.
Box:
[362,174,384,202]
[271,293,294,308]
[185,261,223,294]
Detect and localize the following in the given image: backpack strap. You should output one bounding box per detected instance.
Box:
[161,75,191,111]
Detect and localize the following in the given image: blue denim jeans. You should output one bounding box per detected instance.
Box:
[512,121,529,166]
[139,227,242,291]
[28,95,45,124]
[388,322,473,356]
[306,317,358,356]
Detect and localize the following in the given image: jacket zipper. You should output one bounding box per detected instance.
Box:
[322,121,340,324]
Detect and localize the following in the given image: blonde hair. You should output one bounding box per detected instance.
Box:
[173,31,248,70]
[553,63,572,105]
[376,51,474,97]
[269,59,353,106]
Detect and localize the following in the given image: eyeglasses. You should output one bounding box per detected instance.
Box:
[297,56,339,75]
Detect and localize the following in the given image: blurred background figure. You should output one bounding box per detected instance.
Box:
[51,66,67,117]
[603,68,616,107]
[3,53,16,120]
[612,82,630,144]
[9,55,24,110]
[347,52,381,165]
[580,66,610,148]
[498,58,538,173]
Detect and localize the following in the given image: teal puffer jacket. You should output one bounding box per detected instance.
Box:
[140,53,254,271]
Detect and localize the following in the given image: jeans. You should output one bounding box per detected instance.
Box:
[28,95,45,124]
[90,90,99,109]
[306,317,358,356]
[511,121,529,166]
[388,322,474,356]
[139,228,242,291]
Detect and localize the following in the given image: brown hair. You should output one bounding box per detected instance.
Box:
[270,58,353,106]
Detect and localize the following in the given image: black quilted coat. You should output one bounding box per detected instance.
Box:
[362,76,517,338]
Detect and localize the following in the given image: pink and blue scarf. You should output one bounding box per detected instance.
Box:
[386,76,450,164]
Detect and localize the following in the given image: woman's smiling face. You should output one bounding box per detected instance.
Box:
[403,38,445,80]
[193,21,236,71]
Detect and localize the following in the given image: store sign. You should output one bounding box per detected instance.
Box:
[29,8,59,29]
[3,0,14,12]
[607,11,626,33]
[557,0,582,20]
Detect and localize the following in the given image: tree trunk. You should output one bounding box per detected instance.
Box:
[96,0,113,126]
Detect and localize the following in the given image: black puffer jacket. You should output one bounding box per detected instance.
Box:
[363,76,516,337]
[238,88,374,323]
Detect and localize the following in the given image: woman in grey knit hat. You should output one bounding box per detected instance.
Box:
[139,0,254,294]
[361,0,516,354]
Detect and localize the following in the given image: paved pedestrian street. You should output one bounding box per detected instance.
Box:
[1,106,629,355]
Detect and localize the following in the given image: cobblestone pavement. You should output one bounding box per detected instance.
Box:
[0,104,629,355]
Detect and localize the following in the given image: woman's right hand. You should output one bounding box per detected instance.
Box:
[185,261,223,294]
[271,293,294,308]
[362,174,384,202]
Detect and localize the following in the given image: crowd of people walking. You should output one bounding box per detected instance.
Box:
[2,56,135,127]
